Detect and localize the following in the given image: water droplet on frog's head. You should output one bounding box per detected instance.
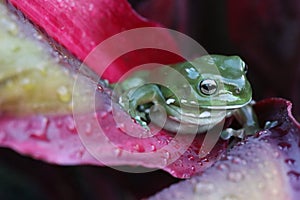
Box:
[194,182,215,194]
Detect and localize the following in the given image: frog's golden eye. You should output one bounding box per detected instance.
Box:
[199,79,217,95]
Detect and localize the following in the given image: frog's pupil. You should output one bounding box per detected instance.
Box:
[200,79,217,95]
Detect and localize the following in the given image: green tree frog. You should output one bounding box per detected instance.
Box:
[113,55,259,139]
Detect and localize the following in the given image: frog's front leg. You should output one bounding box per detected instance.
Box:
[127,84,166,127]
[221,104,259,140]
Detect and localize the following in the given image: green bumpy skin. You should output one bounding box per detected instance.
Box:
[113,55,258,137]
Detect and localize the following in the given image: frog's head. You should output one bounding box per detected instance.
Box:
[174,55,252,109]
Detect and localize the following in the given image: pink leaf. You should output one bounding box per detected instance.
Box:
[149,98,300,199]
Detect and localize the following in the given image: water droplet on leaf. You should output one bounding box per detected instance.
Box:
[278,142,291,151]
[57,85,71,102]
[194,182,214,194]
[222,194,240,200]
[285,158,295,165]
[227,171,244,182]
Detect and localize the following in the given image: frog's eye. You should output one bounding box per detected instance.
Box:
[199,79,217,95]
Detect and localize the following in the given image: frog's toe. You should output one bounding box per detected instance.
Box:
[134,116,150,130]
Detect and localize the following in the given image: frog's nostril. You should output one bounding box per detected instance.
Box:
[235,87,242,94]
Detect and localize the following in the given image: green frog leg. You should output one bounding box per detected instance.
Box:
[127,84,166,127]
[221,104,259,140]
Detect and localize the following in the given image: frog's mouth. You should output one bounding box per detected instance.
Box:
[181,98,252,110]
[160,98,252,125]
[149,105,228,134]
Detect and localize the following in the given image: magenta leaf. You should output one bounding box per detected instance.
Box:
[2,0,228,178]
[0,87,229,178]
[8,0,182,82]
[148,98,300,199]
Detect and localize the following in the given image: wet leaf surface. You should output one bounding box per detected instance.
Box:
[148,98,300,199]
[1,0,228,179]
[1,0,300,199]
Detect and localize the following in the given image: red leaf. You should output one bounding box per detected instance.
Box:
[9,0,182,82]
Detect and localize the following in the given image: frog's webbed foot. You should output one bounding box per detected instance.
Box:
[221,125,258,140]
[126,84,166,129]
[221,104,260,140]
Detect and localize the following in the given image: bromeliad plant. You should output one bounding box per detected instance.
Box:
[0,0,300,199]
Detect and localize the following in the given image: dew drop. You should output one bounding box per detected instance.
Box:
[164,151,171,159]
[133,144,145,153]
[187,155,195,161]
[88,3,94,11]
[73,149,84,159]
[116,123,125,130]
[194,182,214,194]
[99,111,109,118]
[278,142,291,151]
[222,194,240,200]
[57,86,71,102]
[271,188,279,195]
[55,119,63,128]
[217,163,229,171]
[273,151,280,158]
[231,156,246,165]
[176,159,184,168]
[20,78,34,90]
[66,116,76,132]
[85,123,92,135]
[114,148,122,157]
[27,116,49,139]
[191,166,196,172]
[257,182,265,190]
[227,171,244,182]
[285,158,295,165]
[150,144,156,151]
